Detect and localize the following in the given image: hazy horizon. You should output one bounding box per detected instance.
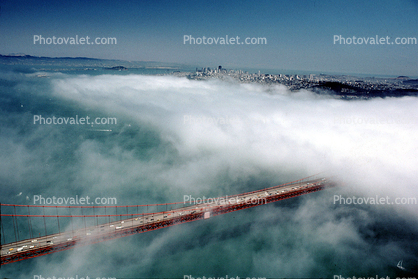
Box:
[1,53,417,79]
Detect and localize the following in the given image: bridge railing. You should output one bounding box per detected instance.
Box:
[1,173,327,246]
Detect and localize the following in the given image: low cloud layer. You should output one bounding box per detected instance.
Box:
[51,74,418,207]
[1,72,417,277]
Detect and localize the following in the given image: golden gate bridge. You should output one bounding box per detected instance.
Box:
[1,174,335,265]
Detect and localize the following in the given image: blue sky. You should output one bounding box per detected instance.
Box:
[0,0,417,76]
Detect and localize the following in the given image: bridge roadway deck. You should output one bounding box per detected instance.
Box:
[1,178,332,265]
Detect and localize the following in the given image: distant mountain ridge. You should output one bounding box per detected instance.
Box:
[0,54,186,70]
[2,53,103,60]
